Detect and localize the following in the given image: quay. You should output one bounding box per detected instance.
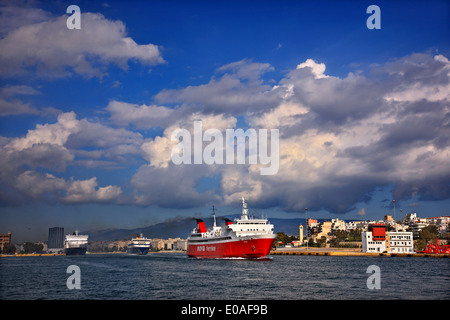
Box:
[270,247,449,258]
[0,253,65,257]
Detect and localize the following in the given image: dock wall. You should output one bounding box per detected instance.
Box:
[270,249,449,258]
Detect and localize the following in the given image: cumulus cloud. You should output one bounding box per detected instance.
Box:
[296,59,329,79]
[0,4,164,78]
[14,171,122,204]
[0,110,137,205]
[105,100,174,129]
[5,111,80,151]
[64,176,122,203]
[142,54,450,213]
[1,52,449,214]
[0,85,40,116]
[139,112,237,169]
[155,59,279,114]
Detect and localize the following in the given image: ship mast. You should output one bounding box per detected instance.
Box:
[241,197,248,220]
[211,205,217,228]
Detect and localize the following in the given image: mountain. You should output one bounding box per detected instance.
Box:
[82,216,311,241]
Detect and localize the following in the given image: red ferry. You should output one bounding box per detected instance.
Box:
[187,198,276,259]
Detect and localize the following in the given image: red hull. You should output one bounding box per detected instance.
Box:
[187,237,275,259]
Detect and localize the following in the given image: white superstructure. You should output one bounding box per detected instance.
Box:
[225,198,275,237]
[64,230,88,255]
[127,234,151,255]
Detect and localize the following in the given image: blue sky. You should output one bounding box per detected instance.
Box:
[1,0,449,242]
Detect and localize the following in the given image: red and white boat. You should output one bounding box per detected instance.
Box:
[187,198,276,259]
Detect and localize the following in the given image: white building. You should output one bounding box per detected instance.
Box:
[362,224,387,253]
[427,216,450,235]
[174,239,187,251]
[331,219,346,233]
[362,223,415,254]
[386,231,414,254]
[346,220,367,231]
[362,231,386,253]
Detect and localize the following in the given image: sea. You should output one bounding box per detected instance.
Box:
[1,252,449,316]
[0,253,450,320]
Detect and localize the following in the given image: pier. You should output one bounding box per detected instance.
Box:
[270,248,449,258]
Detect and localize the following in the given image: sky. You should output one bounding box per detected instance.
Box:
[1,0,449,242]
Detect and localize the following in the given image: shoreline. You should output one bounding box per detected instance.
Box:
[270,247,449,258]
[2,249,448,258]
[0,250,187,257]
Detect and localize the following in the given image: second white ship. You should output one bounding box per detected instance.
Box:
[127,234,151,255]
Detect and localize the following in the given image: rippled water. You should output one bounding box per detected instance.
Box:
[1,253,448,300]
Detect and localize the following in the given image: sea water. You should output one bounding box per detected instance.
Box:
[1,252,448,300]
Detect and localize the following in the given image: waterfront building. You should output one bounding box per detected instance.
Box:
[330,219,346,233]
[386,231,414,254]
[362,224,386,253]
[362,224,414,254]
[427,216,450,235]
[164,238,175,250]
[410,220,428,239]
[346,220,367,231]
[384,215,396,229]
[317,221,332,239]
[403,213,419,224]
[307,218,318,228]
[401,213,449,238]
[174,239,187,251]
[166,238,187,250]
[346,221,358,231]
[48,227,64,253]
[0,232,12,252]
[150,239,165,250]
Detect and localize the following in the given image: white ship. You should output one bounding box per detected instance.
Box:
[127,234,151,255]
[64,231,88,255]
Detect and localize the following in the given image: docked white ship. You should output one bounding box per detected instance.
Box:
[64,231,88,255]
[127,234,151,255]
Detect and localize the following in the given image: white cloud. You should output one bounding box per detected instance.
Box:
[0,7,164,78]
[105,100,174,129]
[0,85,40,116]
[140,112,237,169]
[248,101,308,129]
[15,170,66,199]
[5,111,79,151]
[148,54,450,212]
[0,110,137,204]
[1,53,449,212]
[357,208,367,216]
[384,54,450,102]
[64,177,122,203]
[14,170,122,203]
[155,60,279,114]
[0,2,51,35]
[296,59,329,79]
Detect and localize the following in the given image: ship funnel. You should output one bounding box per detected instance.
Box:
[223,217,233,226]
[194,218,207,233]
